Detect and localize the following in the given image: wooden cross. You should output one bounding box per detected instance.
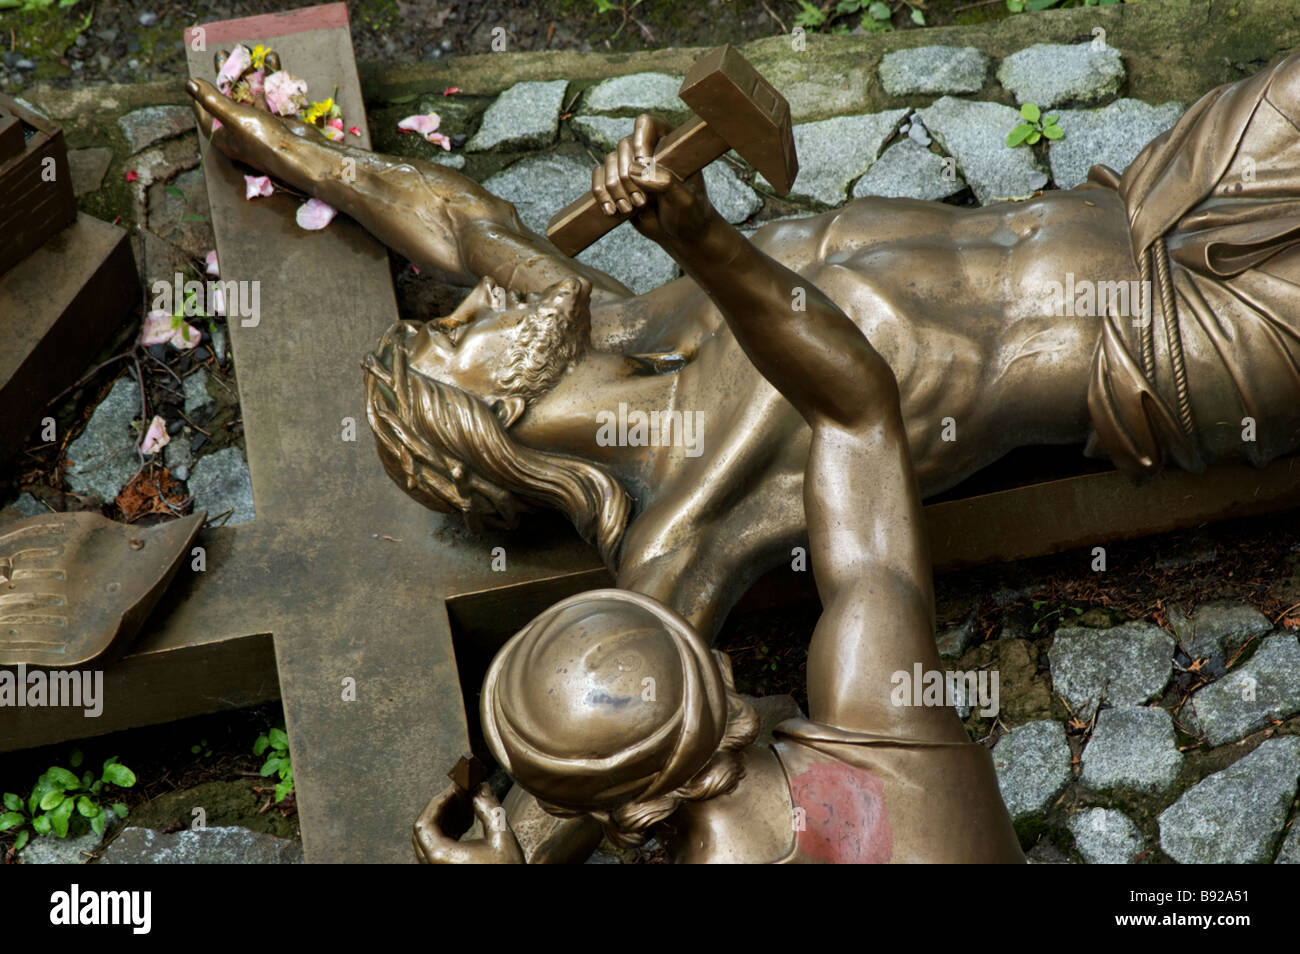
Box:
[3,4,603,863]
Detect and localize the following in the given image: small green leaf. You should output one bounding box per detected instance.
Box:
[90,813,106,837]
[793,0,825,27]
[278,761,292,781]
[68,749,83,769]
[39,790,67,812]
[0,812,24,831]
[909,7,925,25]
[111,803,129,819]
[268,727,289,751]
[388,93,417,104]
[164,185,185,198]
[32,814,51,835]
[76,796,100,819]
[1026,130,1042,145]
[1005,123,1034,147]
[867,0,890,19]
[1031,622,1041,634]
[1042,123,1064,140]
[1043,115,1058,125]
[14,830,29,851]
[3,793,20,811]
[51,798,75,838]
[46,766,80,790]
[191,745,201,755]
[260,757,283,778]
[102,763,136,788]
[253,734,270,756]
[1032,600,1046,610]
[274,779,294,803]
[1020,103,1041,123]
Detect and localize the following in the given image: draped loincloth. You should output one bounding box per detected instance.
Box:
[1085,50,1300,477]
[767,718,1024,864]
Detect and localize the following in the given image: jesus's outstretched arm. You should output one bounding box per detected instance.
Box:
[185,78,631,299]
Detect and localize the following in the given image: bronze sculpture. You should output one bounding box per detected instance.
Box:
[413,145,1023,861]
[187,49,1300,645]
[183,47,1300,860]
[0,511,206,668]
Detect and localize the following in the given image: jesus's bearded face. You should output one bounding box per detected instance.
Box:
[403,274,593,419]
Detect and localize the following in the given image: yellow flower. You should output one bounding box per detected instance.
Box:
[250,44,269,69]
[302,97,334,126]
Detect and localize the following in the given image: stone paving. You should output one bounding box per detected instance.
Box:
[988,612,1300,864]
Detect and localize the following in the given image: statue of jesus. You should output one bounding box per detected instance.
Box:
[187,49,1300,642]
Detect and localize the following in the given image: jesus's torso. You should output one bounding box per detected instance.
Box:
[606,186,1139,622]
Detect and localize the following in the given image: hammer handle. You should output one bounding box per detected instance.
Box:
[545,114,728,258]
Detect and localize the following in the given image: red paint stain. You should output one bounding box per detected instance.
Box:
[789,760,893,864]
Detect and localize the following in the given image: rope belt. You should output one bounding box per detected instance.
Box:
[1137,236,1197,440]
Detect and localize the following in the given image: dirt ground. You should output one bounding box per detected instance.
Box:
[2,0,1027,89]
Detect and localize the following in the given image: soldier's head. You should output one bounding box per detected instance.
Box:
[480,589,760,847]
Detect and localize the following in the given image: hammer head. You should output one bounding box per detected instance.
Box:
[678,45,798,195]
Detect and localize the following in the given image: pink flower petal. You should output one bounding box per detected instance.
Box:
[243,174,274,200]
[205,250,219,276]
[295,197,337,231]
[443,87,460,96]
[327,116,344,129]
[142,310,202,350]
[212,117,223,132]
[215,44,250,95]
[263,70,309,117]
[125,169,138,182]
[322,125,344,142]
[247,69,265,99]
[397,113,441,136]
[348,125,361,136]
[140,309,176,346]
[429,132,452,151]
[170,320,201,350]
[210,285,226,317]
[140,415,171,456]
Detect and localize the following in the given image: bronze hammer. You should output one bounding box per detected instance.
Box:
[546,45,798,257]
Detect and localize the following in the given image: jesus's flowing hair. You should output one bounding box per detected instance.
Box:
[362,324,632,569]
